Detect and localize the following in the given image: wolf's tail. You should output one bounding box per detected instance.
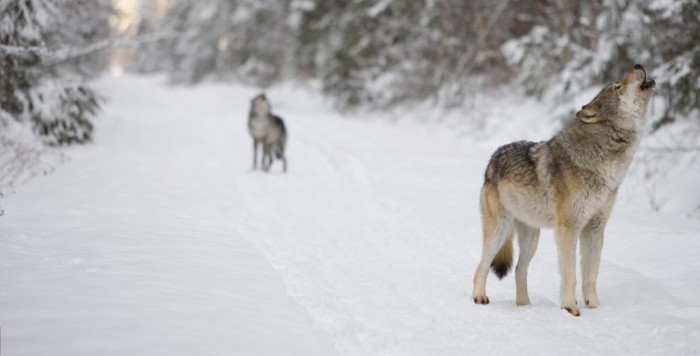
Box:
[491,234,513,279]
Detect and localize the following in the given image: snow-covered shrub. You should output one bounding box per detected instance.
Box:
[0,0,108,139]
[30,83,101,146]
[0,0,109,192]
[0,109,63,187]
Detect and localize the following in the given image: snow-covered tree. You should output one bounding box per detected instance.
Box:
[129,0,698,122]
[501,0,699,128]
[136,0,291,86]
[0,0,110,146]
[1,0,110,193]
[501,1,654,100]
[129,1,170,74]
[292,0,513,109]
[646,0,700,130]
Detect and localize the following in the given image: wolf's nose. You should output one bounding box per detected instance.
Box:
[634,64,644,70]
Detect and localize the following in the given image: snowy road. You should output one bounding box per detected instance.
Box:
[2,76,700,355]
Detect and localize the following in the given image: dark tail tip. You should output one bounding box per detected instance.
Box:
[491,262,511,280]
[490,237,513,280]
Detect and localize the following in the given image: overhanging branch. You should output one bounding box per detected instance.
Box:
[43,32,182,67]
[0,32,183,66]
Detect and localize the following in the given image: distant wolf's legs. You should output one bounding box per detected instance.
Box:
[514,221,540,306]
[580,216,608,309]
[473,184,513,305]
[252,139,260,170]
[273,144,287,173]
[262,143,272,172]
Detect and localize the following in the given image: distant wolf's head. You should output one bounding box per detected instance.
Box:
[576,64,656,129]
[251,93,271,115]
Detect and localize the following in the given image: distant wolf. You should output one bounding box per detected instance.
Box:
[472,64,656,316]
[248,93,287,172]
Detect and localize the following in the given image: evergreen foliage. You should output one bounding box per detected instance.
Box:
[0,0,110,146]
[132,0,699,120]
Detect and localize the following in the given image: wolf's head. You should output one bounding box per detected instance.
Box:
[576,64,655,130]
[251,93,271,115]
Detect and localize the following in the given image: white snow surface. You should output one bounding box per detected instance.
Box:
[2,75,700,355]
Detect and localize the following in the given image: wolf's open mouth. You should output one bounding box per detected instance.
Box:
[634,64,655,90]
[641,79,656,90]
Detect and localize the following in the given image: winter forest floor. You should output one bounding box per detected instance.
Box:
[1,75,700,355]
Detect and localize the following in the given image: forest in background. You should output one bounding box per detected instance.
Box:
[131,0,699,124]
[0,0,699,190]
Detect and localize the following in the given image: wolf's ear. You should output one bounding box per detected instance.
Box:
[576,107,602,124]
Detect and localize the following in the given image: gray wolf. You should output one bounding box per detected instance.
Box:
[248,93,287,172]
[472,64,656,316]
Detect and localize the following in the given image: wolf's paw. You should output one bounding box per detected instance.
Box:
[473,295,490,305]
[516,298,531,307]
[585,298,600,309]
[562,306,580,317]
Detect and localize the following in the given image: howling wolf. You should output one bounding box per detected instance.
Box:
[472,64,656,316]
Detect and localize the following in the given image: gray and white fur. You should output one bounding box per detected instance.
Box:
[472,64,656,316]
[248,94,287,172]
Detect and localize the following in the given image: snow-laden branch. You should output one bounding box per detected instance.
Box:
[43,32,182,67]
[0,44,49,56]
[1,32,182,65]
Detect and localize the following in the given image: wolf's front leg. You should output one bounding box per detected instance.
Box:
[252,140,260,170]
[556,223,580,316]
[580,216,607,309]
[261,143,272,172]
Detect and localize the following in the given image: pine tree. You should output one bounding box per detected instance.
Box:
[0,0,109,146]
[647,0,700,130]
[145,0,290,86]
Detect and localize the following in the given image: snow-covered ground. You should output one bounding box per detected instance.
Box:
[1,75,699,355]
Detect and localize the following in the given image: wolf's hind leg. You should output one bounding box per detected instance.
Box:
[515,221,540,306]
[275,145,287,173]
[473,184,514,305]
[555,220,581,316]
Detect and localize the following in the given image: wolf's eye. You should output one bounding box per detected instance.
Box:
[613,83,621,90]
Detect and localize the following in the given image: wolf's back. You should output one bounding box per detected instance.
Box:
[273,115,286,140]
[484,141,539,184]
[272,115,287,158]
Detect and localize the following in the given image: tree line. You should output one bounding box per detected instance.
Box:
[1,0,698,150]
[134,0,698,129]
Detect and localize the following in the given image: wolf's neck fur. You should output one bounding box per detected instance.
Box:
[249,109,273,124]
[553,115,645,189]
